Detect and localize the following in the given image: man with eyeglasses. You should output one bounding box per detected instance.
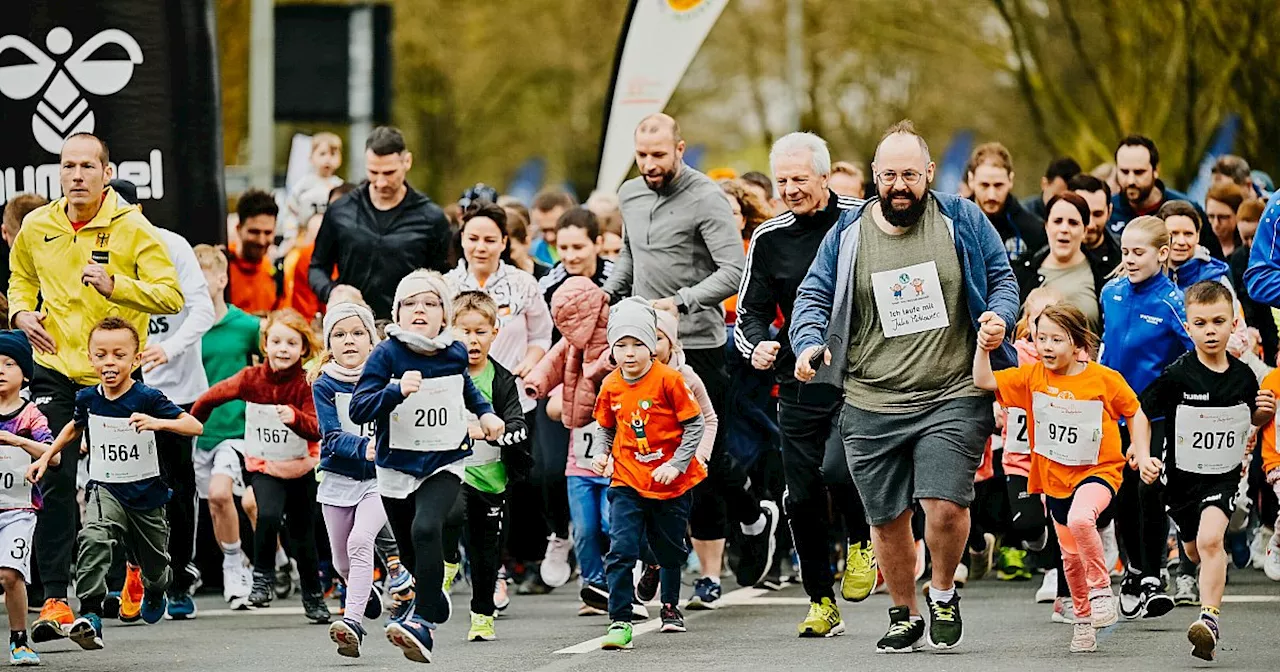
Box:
[790,120,1019,654]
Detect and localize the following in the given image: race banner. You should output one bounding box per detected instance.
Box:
[595,0,727,193]
[0,0,226,245]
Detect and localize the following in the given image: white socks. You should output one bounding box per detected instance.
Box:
[221,541,242,570]
[741,514,767,536]
[928,585,956,604]
[275,546,289,568]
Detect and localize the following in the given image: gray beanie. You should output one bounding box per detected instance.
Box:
[322,302,379,350]
[393,270,455,324]
[607,297,658,352]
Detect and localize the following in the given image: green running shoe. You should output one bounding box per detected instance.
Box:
[842,541,877,602]
[601,621,633,650]
[996,547,1032,581]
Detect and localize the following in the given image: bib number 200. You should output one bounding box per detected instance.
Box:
[414,407,448,428]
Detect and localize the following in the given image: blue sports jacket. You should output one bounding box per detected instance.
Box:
[1099,273,1193,396]
[1244,191,1280,307]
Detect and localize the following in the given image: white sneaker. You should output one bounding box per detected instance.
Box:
[1265,534,1280,582]
[1251,527,1271,570]
[1070,622,1097,653]
[224,564,251,610]
[540,535,573,588]
[1052,596,1076,624]
[1036,570,1058,603]
[1100,523,1120,576]
[1090,592,1118,628]
[953,561,969,588]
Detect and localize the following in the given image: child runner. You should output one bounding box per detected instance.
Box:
[0,332,54,665]
[1261,368,1280,580]
[1140,280,1275,661]
[310,302,387,657]
[27,318,204,651]
[443,290,530,643]
[191,309,329,624]
[349,270,504,663]
[593,298,706,650]
[975,303,1159,654]
[1099,215,1193,620]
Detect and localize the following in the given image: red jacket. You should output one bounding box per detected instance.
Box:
[192,362,320,479]
[524,277,614,429]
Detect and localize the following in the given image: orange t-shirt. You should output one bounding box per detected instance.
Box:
[283,243,322,320]
[994,361,1139,499]
[227,248,281,316]
[1260,369,1280,475]
[593,361,707,499]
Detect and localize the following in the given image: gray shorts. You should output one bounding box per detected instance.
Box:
[840,395,993,526]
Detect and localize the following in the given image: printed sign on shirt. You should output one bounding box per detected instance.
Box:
[870,261,950,338]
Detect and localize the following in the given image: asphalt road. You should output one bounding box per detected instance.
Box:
[13,568,1280,671]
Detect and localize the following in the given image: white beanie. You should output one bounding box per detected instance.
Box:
[322,302,379,350]
[607,297,657,352]
[654,307,679,345]
[393,270,455,324]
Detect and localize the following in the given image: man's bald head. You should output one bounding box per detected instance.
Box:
[873,119,931,165]
[635,113,682,144]
[634,113,686,192]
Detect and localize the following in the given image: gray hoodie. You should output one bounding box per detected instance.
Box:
[603,164,745,349]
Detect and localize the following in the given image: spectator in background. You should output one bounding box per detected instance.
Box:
[1022,156,1081,220]
[281,132,344,257]
[1012,192,1110,331]
[1091,162,1120,196]
[283,182,356,321]
[585,190,620,222]
[828,161,866,199]
[1205,183,1246,259]
[600,214,623,262]
[1211,155,1259,197]
[1069,173,1121,270]
[719,179,772,327]
[529,190,577,267]
[1,193,49,295]
[1108,135,1221,258]
[1230,197,1276,364]
[741,170,779,216]
[506,206,552,280]
[967,142,1045,262]
[228,189,284,315]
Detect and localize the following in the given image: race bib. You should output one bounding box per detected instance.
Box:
[1032,393,1103,466]
[1175,404,1250,475]
[88,415,160,483]
[0,444,33,509]
[389,375,468,452]
[244,402,309,461]
[870,261,950,338]
[462,440,501,467]
[571,422,601,471]
[1004,407,1031,455]
[335,393,377,442]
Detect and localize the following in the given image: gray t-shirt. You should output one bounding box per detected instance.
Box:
[1039,260,1099,332]
[844,198,985,413]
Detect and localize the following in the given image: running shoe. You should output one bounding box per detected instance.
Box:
[1036,569,1058,603]
[303,591,332,624]
[329,618,365,658]
[140,589,167,625]
[636,563,660,603]
[967,533,995,581]
[248,570,274,608]
[996,547,1032,581]
[1070,622,1097,653]
[686,577,721,610]
[757,562,785,591]
[1265,533,1280,581]
[841,541,877,602]
[631,600,650,620]
[492,570,509,611]
[385,615,435,663]
[8,641,38,666]
[275,559,298,600]
[874,606,924,653]
[165,592,197,620]
[1251,527,1271,571]
[577,603,606,616]
[540,535,573,588]
[1141,576,1174,619]
[515,572,554,595]
[365,586,386,620]
[1228,480,1252,533]
[925,592,963,649]
[103,592,121,620]
[1187,616,1219,661]
[797,597,844,638]
[659,603,685,633]
[31,599,72,643]
[443,562,461,594]
[580,582,609,612]
[68,613,104,651]
[1227,530,1252,569]
[733,500,779,587]
[1090,592,1117,628]
[389,596,415,623]
[1119,573,1144,620]
[1052,596,1076,624]
[600,621,633,650]
[224,564,252,610]
[1173,573,1199,606]
[468,611,496,641]
[119,564,144,623]
[388,565,415,599]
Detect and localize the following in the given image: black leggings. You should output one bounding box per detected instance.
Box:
[1115,427,1167,581]
[158,404,198,595]
[383,472,462,624]
[250,472,322,595]
[442,485,506,616]
[1004,475,1047,547]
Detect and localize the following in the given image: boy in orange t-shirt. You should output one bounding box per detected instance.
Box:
[591,298,705,650]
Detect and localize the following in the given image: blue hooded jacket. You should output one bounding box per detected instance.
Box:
[1244,191,1280,306]
[1171,248,1231,292]
[1099,273,1193,396]
[313,373,377,482]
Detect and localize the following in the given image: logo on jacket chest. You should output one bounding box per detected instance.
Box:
[1139,313,1163,326]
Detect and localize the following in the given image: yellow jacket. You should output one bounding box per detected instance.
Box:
[8,188,184,385]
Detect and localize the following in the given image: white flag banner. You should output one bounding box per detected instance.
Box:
[595,0,727,193]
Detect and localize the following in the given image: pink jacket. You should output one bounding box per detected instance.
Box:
[524,277,614,431]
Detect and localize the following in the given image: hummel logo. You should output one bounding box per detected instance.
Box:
[43,234,63,243]
[0,27,144,154]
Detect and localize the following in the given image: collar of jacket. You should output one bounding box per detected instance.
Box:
[50,187,133,233]
[356,182,428,218]
[793,190,843,229]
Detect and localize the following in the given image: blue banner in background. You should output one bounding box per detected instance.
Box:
[505,157,546,206]
[934,129,975,195]
[1186,114,1240,205]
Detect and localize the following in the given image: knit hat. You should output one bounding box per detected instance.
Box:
[322,302,380,350]
[607,297,657,352]
[0,331,34,382]
[654,307,679,345]
[393,270,454,324]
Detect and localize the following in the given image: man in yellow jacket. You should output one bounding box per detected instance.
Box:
[7,133,183,640]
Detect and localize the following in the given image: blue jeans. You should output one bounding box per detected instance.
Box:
[605,486,691,622]
[567,475,611,586]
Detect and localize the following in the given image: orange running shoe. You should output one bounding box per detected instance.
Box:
[31,598,73,643]
[119,564,145,623]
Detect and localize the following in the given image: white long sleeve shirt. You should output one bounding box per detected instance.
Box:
[145,228,216,405]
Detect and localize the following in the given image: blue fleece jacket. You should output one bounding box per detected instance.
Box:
[1171,250,1231,291]
[1099,273,1193,396]
[313,373,377,482]
[349,339,493,478]
[1244,191,1280,307]
[790,191,1021,388]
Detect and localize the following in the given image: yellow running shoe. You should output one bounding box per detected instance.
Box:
[798,597,846,638]
[841,541,877,602]
[468,611,496,642]
[443,562,460,594]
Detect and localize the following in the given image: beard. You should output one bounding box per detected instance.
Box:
[1125,183,1153,206]
[881,187,929,228]
[644,165,678,193]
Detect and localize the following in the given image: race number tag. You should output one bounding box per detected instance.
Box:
[244,402,309,461]
[571,422,601,471]
[1032,393,1104,466]
[335,393,377,442]
[389,375,467,452]
[0,444,33,508]
[463,440,502,467]
[1175,404,1250,475]
[88,415,160,483]
[1004,407,1031,455]
[870,261,950,338]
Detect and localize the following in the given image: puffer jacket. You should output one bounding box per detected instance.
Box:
[524,277,614,429]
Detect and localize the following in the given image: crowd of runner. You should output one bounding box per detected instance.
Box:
[0,114,1276,666]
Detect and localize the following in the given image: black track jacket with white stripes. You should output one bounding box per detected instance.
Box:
[734,191,862,384]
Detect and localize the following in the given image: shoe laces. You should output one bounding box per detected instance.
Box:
[885,619,917,637]
[931,602,957,622]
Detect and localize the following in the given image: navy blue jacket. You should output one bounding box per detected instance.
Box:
[312,373,377,482]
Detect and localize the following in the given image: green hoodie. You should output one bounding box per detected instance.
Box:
[197,305,261,450]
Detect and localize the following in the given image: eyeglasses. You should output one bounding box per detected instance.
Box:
[1207,214,1234,222]
[876,170,924,186]
[402,298,442,311]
